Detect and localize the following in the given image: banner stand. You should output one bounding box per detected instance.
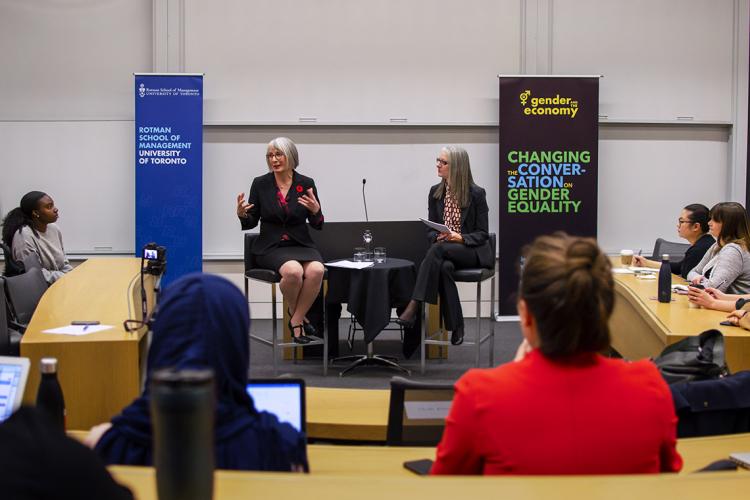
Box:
[134,73,204,287]
[497,75,602,316]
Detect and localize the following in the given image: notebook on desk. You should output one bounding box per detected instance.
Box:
[0,356,30,422]
[246,378,306,433]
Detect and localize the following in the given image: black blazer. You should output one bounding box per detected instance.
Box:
[427,183,494,268]
[239,171,324,255]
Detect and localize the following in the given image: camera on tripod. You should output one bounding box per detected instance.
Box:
[142,242,167,276]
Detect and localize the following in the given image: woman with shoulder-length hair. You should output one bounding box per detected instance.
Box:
[431,233,682,475]
[686,201,750,294]
[396,146,493,345]
[1,191,72,283]
[235,137,325,344]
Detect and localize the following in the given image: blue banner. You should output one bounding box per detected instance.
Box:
[135,74,203,286]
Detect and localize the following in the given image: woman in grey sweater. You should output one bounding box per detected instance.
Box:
[1,191,72,284]
[687,202,750,294]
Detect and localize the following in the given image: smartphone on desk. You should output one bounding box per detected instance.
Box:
[403,459,434,476]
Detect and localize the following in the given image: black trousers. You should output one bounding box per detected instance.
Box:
[412,242,479,331]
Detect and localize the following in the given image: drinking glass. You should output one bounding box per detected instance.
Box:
[353,247,365,262]
[374,247,386,263]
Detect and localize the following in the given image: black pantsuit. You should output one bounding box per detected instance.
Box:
[413,183,493,330]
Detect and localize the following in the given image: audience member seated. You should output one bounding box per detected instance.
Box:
[0,407,133,499]
[88,273,308,471]
[687,286,750,313]
[431,233,682,475]
[686,202,750,294]
[1,191,72,284]
[633,203,714,279]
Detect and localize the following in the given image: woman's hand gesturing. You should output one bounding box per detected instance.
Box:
[236,193,254,218]
[298,188,320,215]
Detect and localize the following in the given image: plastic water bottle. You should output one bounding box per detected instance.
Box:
[36,357,66,433]
[658,254,672,303]
[151,368,215,500]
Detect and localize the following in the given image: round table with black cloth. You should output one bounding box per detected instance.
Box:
[324,258,422,359]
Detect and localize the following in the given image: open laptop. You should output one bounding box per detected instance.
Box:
[246,378,306,433]
[0,356,31,423]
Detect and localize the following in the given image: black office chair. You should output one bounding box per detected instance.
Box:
[386,376,454,446]
[420,233,496,374]
[243,233,328,375]
[0,278,22,355]
[649,238,690,262]
[0,242,24,277]
[3,267,48,330]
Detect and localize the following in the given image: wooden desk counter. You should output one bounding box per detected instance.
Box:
[610,265,750,372]
[21,258,154,430]
[306,387,390,441]
[109,434,750,500]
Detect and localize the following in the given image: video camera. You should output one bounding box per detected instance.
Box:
[142,242,167,276]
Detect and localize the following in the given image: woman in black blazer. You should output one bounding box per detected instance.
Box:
[397,146,493,345]
[236,137,324,344]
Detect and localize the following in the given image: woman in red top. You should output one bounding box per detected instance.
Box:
[431,233,683,475]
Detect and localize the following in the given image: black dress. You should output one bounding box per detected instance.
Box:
[239,170,324,272]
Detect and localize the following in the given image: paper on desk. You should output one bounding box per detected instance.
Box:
[631,266,659,273]
[325,260,374,270]
[419,218,450,233]
[42,325,113,336]
[612,268,634,274]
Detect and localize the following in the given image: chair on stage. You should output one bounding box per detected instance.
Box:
[648,238,690,262]
[420,233,496,374]
[0,279,22,356]
[3,267,47,332]
[386,376,454,446]
[243,233,328,375]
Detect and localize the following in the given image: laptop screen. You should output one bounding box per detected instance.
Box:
[246,379,305,433]
[0,357,30,422]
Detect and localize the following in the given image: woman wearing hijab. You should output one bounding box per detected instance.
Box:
[1,191,72,283]
[87,273,307,471]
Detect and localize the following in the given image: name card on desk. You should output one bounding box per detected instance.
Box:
[404,401,452,420]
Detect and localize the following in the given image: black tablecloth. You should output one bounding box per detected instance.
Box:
[325,258,421,358]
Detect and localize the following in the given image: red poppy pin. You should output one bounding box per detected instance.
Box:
[295,185,304,193]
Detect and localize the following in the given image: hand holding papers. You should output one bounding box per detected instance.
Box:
[419,218,449,233]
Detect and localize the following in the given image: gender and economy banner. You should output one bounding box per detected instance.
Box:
[134,74,203,286]
[498,76,599,315]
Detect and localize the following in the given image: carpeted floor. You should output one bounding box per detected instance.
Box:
[248,318,522,388]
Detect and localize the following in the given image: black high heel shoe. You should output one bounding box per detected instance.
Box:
[451,325,465,346]
[302,320,321,338]
[289,322,311,344]
[395,315,416,328]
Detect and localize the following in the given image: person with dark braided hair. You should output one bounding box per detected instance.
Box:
[432,233,682,475]
[1,191,71,283]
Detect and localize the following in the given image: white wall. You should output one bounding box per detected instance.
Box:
[1,0,748,317]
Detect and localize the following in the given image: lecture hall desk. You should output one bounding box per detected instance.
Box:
[20,258,154,430]
[105,434,750,500]
[610,263,750,372]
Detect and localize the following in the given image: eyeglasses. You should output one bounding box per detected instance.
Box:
[266,152,285,160]
[436,158,449,166]
[677,218,694,225]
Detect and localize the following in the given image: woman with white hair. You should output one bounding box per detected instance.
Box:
[236,137,325,344]
[396,146,493,345]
